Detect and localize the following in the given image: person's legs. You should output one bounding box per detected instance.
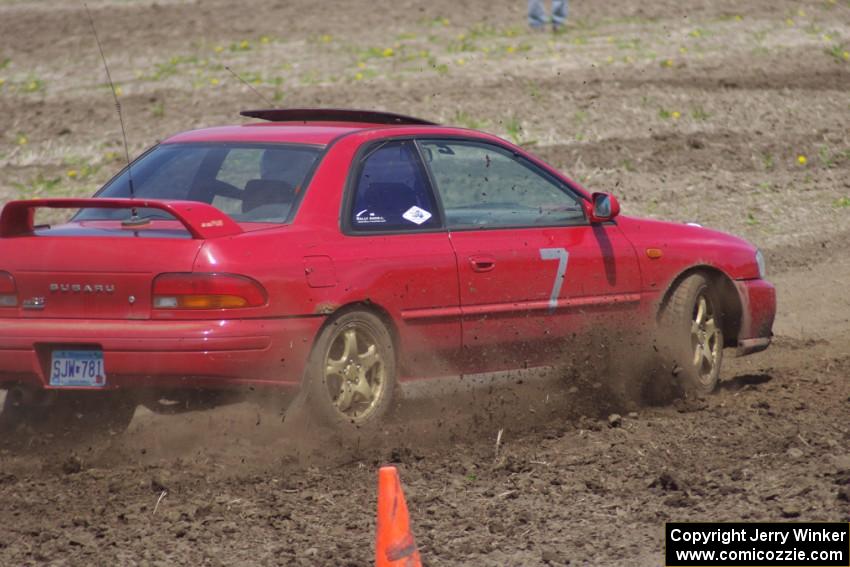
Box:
[552,0,568,28]
[528,0,547,28]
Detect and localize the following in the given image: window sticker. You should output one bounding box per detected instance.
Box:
[355,209,387,224]
[402,206,433,225]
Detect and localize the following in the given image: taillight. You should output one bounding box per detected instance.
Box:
[0,272,17,307]
[152,273,267,310]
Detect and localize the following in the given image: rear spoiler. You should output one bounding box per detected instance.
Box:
[0,198,243,239]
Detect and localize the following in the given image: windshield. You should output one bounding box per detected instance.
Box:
[76,142,323,224]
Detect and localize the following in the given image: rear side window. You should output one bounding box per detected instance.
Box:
[349,140,441,231]
[77,143,322,224]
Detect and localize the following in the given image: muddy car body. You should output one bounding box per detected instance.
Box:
[0,109,776,431]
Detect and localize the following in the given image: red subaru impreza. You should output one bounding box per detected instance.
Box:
[0,109,775,433]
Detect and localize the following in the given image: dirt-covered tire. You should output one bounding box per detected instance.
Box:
[0,389,136,436]
[301,310,397,430]
[658,273,725,396]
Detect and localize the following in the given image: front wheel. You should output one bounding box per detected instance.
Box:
[658,273,725,395]
[302,310,397,429]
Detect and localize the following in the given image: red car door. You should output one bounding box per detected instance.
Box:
[333,139,462,378]
[418,138,642,372]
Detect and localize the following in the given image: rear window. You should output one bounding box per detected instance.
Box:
[76,143,322,224]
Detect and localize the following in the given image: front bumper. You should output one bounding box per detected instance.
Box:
[0,317,323,391]
[734,278,776,356]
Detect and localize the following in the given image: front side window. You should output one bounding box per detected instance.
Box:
[418,140,585,229]
[77,143,322,223]
[349,140,441,232]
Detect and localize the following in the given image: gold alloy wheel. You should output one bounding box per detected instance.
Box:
[690,292,721,385]
[323,323,386,421]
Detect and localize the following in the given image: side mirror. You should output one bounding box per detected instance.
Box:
[588,192,620,223]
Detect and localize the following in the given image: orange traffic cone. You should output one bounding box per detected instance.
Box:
[376,466,422,567]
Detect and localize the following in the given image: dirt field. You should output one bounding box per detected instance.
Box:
[1,0,849,565]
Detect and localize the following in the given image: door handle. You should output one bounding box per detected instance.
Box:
[469,255,496,272]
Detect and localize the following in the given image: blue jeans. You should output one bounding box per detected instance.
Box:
[528,0,568,28]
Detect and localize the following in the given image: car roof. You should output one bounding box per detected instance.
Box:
[163,108,443,146]
[163,123,379,146]
[162,122,501,146]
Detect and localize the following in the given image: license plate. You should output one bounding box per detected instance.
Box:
[49,350,106,387]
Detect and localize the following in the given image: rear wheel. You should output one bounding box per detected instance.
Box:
[302,310,396,429]
[658,273,724,395]
[0,388,136,437]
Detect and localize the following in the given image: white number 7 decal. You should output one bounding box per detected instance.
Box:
[539,247,569,312]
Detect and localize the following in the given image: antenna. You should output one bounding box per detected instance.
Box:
[83,3,146,225]
[225,66,277,108]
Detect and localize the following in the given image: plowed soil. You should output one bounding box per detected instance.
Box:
[1,1,849,565]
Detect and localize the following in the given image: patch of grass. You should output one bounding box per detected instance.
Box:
[690,106,710,121]
[658,108,681,120]
[229,40,252,52]
[761,153,775,171]
[299,70,321,86]
[432,62,449,75]
[504,116,523,144]
[421,16,450,27]
[0,57,10,70]
[12,174,62,198]
[150,100,165,118]
[22,76,45,93]
[616,38,643,50]
[825,44,850,62]
[502,117,536,146]
[504,43,532,55]
[746,212,759,226]
[452,110,487,130]
[358,46,399,61]
[141,55,201,81]
[573,110,589,125]
[447,34,477,53]
[352,68,378,82]
[751,30,769,44]
[63,156,101,182]
[834,196,850,208]
[818,146,850,168]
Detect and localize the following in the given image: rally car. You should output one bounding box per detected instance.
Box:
[0,108,775,433]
